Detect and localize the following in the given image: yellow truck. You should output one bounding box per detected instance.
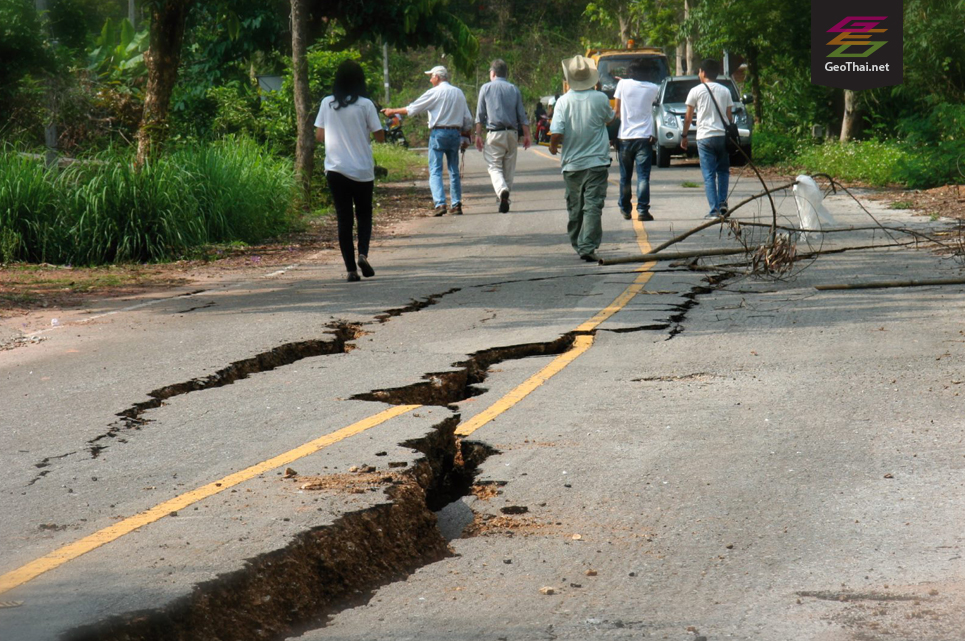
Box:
[562,44,671,140]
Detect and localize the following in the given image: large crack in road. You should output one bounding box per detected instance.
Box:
[27,272,732,640]
[62,416,495,641]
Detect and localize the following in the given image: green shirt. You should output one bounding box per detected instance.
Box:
[549,89,614,172]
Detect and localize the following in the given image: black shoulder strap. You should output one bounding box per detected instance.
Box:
[703,82,728,124]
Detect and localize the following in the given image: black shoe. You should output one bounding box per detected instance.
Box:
[621,210,632,220]
[637,212,654,221]
[347,271,361,282]
[719,202,729,216]
[450,203,463,215]
[433,205,447,216]
[498,190,510,213]
[358,255,375,278]
[580,252,601,262]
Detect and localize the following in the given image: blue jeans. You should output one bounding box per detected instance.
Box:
[696,136,730,215]
[428,128,462,207]
[618,138,652,215]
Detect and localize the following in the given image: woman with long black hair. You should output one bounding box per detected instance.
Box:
[315,60,385,282]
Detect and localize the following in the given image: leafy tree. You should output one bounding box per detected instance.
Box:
[317,0,479,74]
[0,0,52,112]
[688,0,809,124]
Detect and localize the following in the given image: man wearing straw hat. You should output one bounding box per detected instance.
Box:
[549,55,615,262]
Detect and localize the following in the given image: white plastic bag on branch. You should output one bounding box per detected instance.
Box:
[794,175,837,238]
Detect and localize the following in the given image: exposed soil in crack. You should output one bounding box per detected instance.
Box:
[350,333,578,408]
[63,416,497,641]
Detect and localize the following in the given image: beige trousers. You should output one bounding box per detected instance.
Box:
[483,130,519,196]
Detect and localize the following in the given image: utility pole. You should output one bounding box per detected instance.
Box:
[35,0,58,168]
[382,41,390,105]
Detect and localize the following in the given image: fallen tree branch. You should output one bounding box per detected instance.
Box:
[730,221,958,252]
[600,247,750,265]
[649,181,798,255]
[815,277,965,291]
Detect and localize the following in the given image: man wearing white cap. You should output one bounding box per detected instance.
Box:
[549,55,615,262]
[384,65,473,216]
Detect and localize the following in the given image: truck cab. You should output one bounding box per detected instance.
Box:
[563,45,671,141]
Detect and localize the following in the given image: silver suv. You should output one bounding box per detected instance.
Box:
[651,76,753,167]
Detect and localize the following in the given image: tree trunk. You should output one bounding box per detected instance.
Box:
[840,89,861,142]
[618,13,630,46]
[684,0,699,73]
[291,0,314,206]
[676,41,686,75]
[746,48,763,124]
[136,0,192,166]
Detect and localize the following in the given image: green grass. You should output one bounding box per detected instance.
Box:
[372,143,424,181]
[889,200,915,210]
[681,181,700,188]
[0,138,297,265]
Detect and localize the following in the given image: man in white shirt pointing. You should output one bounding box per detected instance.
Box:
[384,66,473,216]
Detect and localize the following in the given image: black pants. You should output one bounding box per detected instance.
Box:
[326,171,373,273]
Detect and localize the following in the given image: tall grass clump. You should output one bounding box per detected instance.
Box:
[0,138,297,265]
[63,150,204,264]
[175,137,296,243]
[0,152,65,263]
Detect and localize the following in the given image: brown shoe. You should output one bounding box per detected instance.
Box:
[450,203,463,215]
[433,205,447,216]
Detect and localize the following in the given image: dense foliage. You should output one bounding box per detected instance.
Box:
[1,0,964,266]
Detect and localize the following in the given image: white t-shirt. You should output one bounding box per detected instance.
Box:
[614,78,659,139]
[314,96,382,182]
[684,82,734,140]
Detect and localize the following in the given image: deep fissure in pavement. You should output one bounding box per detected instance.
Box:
[29,287,464,480]
[350,334,579,407]
[63,416,497,641]
[86,322,366,458]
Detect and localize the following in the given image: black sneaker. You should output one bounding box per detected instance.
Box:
[719,202,729,216]
[637,212,654,221]
[358,255,375,278]
[347,271,361,282]
[433,205,447,216]
[580,252,601,262]
[498,190,510,213]
[450,203,463,215]
[621,210,632,220]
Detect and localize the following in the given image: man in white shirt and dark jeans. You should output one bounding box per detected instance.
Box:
[681,59,734,218]
[614,59,660,221]
[384,65,473,216]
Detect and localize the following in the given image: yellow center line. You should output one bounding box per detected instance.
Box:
[0,405,418,595]
[2,148,658,595]
[458,151,656,435]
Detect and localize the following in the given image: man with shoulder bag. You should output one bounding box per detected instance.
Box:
[681,59,735,218]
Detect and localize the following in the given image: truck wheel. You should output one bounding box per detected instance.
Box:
[656,145,670,168]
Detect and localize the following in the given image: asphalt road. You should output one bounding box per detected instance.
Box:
[2,146,964,641]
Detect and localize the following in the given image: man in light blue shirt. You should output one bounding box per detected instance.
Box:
[550,55,615,261]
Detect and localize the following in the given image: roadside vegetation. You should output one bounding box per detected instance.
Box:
[1,0,962,271]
